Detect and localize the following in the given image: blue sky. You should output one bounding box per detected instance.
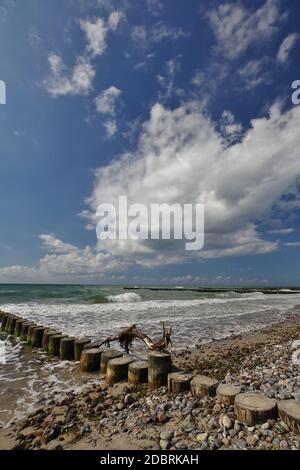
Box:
[0,0,300,285]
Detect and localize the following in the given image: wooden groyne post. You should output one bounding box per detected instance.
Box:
[80,348,102,372]
[100,349,123,374]
[128,361,148,385]
[105,356,135,385]
[74,338,91,361]
[148,351,172,388]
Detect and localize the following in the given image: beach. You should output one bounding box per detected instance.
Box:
[0,305,300,450]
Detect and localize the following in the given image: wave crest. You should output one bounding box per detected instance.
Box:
[107,292,142,303]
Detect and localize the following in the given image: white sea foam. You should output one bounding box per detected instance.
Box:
[107,292,142,303]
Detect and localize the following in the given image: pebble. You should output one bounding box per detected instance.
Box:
[196,433,208,443]
[236,438,247,449]
[160,430,174,441]
[222,415,234,430]
[159,439,169,450]
[246,435,258,447]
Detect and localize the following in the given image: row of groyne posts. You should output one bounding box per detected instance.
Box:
[1,310,300,434]
[0,311,174,388]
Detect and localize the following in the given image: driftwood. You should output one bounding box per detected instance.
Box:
[97,322,172,354]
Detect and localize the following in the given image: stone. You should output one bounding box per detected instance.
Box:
[159,439,170,450]
[196,432,208,442]
[160,430,174,441]
[236,438,247,449]
[246,435,258,447]
[222,414,234,430]
[124,393,137,406]
[279,439,288,450]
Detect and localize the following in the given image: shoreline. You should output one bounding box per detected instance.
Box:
[0,312,300,450]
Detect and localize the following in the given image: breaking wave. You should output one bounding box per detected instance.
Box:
[107,293,142,303]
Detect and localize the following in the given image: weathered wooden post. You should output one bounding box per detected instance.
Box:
[168,372,192,394]
[31,327,46,348]
[20,322,35,342]
[234,392,277,426]
[278,400,300,433]
[216,384,241,405]
[14,319,24,337]
[105,357,135,385]
[8,316,19,335]
[128,361,148,385]
[1,313,10,331]
[100,349,123,374]
[80,348,102,372]
[60,337,76,360]
[48,334,67,357]
[42,329,60,352]
[148,351,172,388]
[5,314,15,333]
[74,338,91,361]
[191,375,219,398]
[27,324,40,345]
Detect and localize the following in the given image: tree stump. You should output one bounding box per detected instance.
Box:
[42,329,60,352]
[128,361,148,385]
[60,337,76,360]
[105,357,135,385]
[14,319,24,337]
[148,351,172,388]
[216,383,241,405]
[234,392,277,426]
[168,372,192,394]
[31,327,46,348]
[100,349,123,374]
[20,322,35,342]
[80,348,102,372]
[27,324,39,345]
[278,400,300,434]
[48,334,67,357]
[74,338,91,361]
[191,375,219,398]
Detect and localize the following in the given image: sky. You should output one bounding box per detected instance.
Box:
[0,0,300,286]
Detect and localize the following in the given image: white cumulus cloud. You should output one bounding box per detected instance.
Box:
[44,53,95,97]
[95,86,121,115]
[84,100,300,267]
[277,33,299,64]
[208,0,284,59]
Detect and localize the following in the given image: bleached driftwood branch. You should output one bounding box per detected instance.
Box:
[96,322,172,354]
